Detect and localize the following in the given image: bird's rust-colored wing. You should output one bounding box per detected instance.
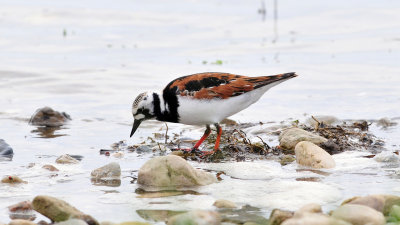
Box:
[163,72,296,100]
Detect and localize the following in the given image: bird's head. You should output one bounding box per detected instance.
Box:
[130,92,155,137]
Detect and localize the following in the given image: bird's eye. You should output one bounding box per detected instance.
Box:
[143,97,147,100]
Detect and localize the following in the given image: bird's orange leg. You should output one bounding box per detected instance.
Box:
[193,125,211,150]
[200,124,222,157]
[176,125,211,153]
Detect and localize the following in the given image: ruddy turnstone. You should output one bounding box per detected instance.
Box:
[130,72,297,155]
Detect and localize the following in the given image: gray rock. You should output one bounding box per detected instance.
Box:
[0,139,13,157]
[56,155,79,164]
[331,204,385,225]
[279,128,327,150]
[295,141,335,169]
[29,107,71,127]
[167,210,221,225]
[32,195,98,225]
[91,162,121,178]
[138,155,217,187]
[213,199,237,209]
[55,219,88,225]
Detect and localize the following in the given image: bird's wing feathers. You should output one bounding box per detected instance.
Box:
[163,72,296,100]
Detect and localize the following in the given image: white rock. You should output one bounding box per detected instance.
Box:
[279,128,327,150]
[138,155,217,187]
[331,204,385,225]
[91,162,121,178]
[56,154,79,164]
[295,141,335,169]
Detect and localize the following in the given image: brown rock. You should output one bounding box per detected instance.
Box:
[29,107,71,127]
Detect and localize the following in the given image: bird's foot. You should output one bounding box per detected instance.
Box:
[171,148,202,154]
[199,149,219,158]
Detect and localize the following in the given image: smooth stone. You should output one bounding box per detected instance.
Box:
[331,204,385,225]
[9,219,37,225]
[342,194,400,215]
[0,139,14,156]
[282,213,351,225]
[91,162,121,178]
[306,115,339,127]
[295,141,335,169]
[29,107,71,127]
[269,209,294,225]
[167,210,221,225]
[42,165,59,172]
[213,199,237,209]
[32,195,98,225]
[138,155,217,187]
[279,128,327,150]
[55,219,88,225]
[1,175,26,184]
[29,106,71,127]
[56,155,79,164]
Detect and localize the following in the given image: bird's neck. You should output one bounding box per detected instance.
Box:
[152,92,179,123]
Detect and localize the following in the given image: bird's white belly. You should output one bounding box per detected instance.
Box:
[177,86,270,125]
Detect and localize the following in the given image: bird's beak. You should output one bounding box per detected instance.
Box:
[130,119,142,137]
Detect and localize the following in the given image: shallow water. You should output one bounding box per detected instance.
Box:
[1,0,400,223]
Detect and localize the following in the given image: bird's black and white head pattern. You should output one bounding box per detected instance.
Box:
[132,92,155,121]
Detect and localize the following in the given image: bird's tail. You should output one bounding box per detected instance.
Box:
[250,72,298,89]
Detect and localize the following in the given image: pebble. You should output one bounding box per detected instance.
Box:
[56,155,79,164]
[91,162,121,178]
[32,195,99,225]
[42,165,59,171]
[138,155,217,187]
[1,175,26,184]
[29,107,71,127]
[167,210,221,225]
[295,141,335,169]
[213,199,237,209]
[331,204,385,225]
[279,128,327,150]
